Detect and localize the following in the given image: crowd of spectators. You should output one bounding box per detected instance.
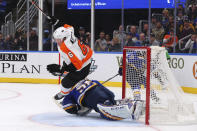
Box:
[0,27,54,51]
[0,1,197,53]
[92,3,197,53]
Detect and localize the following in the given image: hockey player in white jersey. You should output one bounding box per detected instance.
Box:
[54,79,145,121]
[47,24,93,100]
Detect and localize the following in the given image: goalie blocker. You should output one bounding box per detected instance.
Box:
[54,79,145,121]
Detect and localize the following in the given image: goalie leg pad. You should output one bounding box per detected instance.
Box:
[97,102,135,121]
[132,100,145,120]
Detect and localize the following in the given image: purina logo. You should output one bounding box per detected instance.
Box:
[193,62,197,80]
[0,53,27,61]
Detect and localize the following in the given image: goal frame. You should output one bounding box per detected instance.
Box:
[122,46,151,125]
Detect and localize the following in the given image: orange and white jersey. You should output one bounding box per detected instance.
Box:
[58,37,93,71]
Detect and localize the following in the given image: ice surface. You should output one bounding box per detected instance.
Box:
[0,83,197,131]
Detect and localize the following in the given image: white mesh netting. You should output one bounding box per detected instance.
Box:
[123,46,197,125]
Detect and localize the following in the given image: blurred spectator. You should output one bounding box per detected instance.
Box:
[149,33,160,46]
[78,26,86,43]
[108,37,121,52]
[11,37,20,50]
[164,16,174,34]
[105,34,112,49]
[162,9,169,28]
[177,11,185,27]
[142,23,149,36]
[105,34,111,44]
[113,25,126,43]
[43,29,51,51]
[0,32,5,50]
[95,31,107,51]
[125,33,135,46]
[152,21,165,42]
[85,32,91,47]
[29,27,38,51]
[179,20,195,39]
[17,34,26,50]
[151,16,157,29]
[15,29,22,39]
[135,33,147,46]
[177,4,185,15]
[129,25,139,41]
[162,29,178,53]
[179,33,197,53]
[188,3,197,22]
[4,35,14,50]
[15,30,26,50]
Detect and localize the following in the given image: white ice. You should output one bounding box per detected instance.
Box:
[0,83,197,131]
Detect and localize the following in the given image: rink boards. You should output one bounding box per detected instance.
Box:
[0,51,196,93]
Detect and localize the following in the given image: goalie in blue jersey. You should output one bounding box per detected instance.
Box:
[54,79,145,121]
[119,50,146,100]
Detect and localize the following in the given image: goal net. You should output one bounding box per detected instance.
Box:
[122,46,197,125]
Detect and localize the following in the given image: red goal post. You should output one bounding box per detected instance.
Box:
[122,46,151,125]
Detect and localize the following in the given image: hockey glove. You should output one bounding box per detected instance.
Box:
[48,16,59,26]
[47,64,63,76]
[118,66,123,76]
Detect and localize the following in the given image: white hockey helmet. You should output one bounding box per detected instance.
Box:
[53,24,74,41]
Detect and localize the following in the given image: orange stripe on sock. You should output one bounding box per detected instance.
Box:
[61,90,70,95]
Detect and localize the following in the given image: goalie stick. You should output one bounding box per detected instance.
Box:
[101,73,119,84]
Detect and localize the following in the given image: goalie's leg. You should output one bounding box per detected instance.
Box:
[132,100,145,120]
[97,99,145,121]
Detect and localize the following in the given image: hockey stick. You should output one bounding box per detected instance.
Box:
[30,0,51,19]
[101,73,119,85]
[30,0,59,25]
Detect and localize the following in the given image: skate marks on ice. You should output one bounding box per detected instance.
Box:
[29,112,144,127]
